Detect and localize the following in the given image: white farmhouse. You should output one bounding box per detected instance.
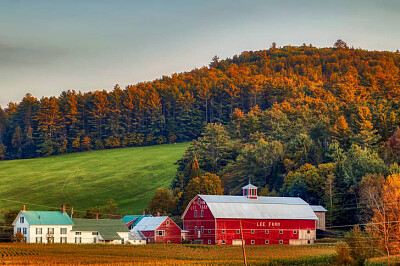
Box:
[12,206,73,243]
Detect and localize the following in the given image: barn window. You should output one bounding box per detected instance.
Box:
[279,230,283,234]
[156,230,165,236]
[208,229,211,233]
[201,210,204,217]
[265,240,269,244]
[201,226,204,233]
[166,220,170,225]
[307,230,310,234]
[36,228,42,234]
[194,210,197,218]
[222,229,225,234]
[265,230,269,234]
[195,226,198,234]
[293,230,297,234]
[279,240,283,244]
[167,240,171,244]
[236,229,240,234]
[222,240,226,244]
[198,198,201,205]
[208,239,211,244]
[20,217,24,223]
[251,240,255,244]
[251,230,255,234]
[307,240,311,244]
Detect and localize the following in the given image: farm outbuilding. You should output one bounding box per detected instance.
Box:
[133,216,182,244]
[182,183,319,245]
[311,205,327,230]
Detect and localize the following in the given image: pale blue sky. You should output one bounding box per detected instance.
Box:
[0,0,399,107]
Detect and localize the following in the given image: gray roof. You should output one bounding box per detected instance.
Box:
[191,195,318,220]
[133,216,167,231]
[130,230,147,240]
[311,205,327,212]
[242,184,258,189]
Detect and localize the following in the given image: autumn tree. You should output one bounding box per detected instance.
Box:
[367,174,400,263]
[148,188,176,216]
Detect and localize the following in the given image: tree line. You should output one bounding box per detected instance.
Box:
[1,41,399,160]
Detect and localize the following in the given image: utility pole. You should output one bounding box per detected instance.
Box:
[240,221,247,266]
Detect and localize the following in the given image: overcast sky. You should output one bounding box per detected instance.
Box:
[0,0,399,108]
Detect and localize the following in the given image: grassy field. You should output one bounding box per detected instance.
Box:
[0,143,188,215]
[0,243,337,265]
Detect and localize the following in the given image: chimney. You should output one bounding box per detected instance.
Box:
[22,205,25,211]
[143,210,145,216]
[157,212,160,217]
[96,213,99,219]
[62,205,66,214]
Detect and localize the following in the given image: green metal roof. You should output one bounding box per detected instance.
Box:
[22,211,74,225]
[72,218,128,241]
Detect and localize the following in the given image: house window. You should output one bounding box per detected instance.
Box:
[251,230,255,234]
[48,228,54,234]
[208,239,211,244]
[279,240,283,244]
[17,228,21,233]
[222,229,225,234]
[166,220,170,225]
[75,232,81,235]
[195,226,198,234]
[94,237,97,243]
[36,237,42,243]
[265,240,269,244]
[60,237,67,243]
[36,228,42,234]
[198,198,201,205]
[194,210,197,218]
[208,229,211,233]
[236,229,240,234]
[23,228,27,234]
[201,210,204,217]
[201,226,204,233]
[222,240,226,244]
[265,230,269,234]
[156,230,165,236]
[60,228,67,234]
[279,230,283,234]
[251,240,255,244]
[92,232,98,235]
[75,237,82,243]
[20,217,24,223]
[293,230,297,234]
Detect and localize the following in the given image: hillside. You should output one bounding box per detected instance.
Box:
[0,142,188,215]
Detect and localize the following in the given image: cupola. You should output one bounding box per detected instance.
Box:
[242,182,258,199]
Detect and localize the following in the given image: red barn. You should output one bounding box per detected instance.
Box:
[132,216,182,244]
[182,183,318,245]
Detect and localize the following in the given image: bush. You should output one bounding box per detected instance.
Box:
[335,241,353,265]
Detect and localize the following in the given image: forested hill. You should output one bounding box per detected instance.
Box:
[0,42,400,160]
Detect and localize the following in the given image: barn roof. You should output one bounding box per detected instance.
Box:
[72,218,128,241]
[122,215,152,226]
[14,211,74,226]
[184,195,318,220]
[133,216,168,231]
[130,230,147,240]
[311,205,327,212]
